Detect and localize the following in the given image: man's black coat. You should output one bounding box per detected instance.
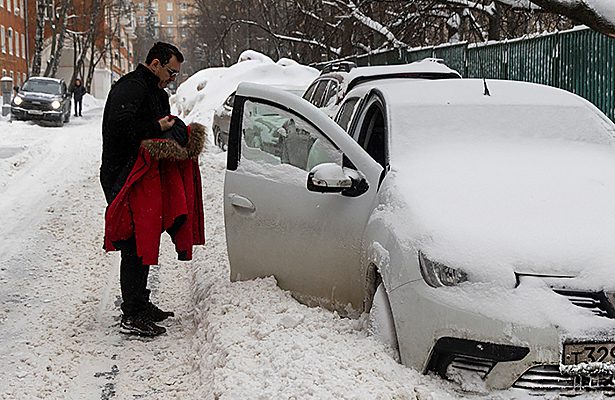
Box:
[100,64,169,204]
[73,84,86,101]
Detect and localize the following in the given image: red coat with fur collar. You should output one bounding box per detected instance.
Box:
[104,123,206,265]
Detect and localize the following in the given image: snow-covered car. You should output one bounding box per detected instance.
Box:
[11,77,72,127]
[224,78,615,394]
[302,58,461,118]
[212,86,306,151]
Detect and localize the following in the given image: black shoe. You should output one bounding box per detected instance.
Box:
[146,302,175,322]
[120,314,166,337]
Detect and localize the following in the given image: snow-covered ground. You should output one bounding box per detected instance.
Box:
[1,63,611,399]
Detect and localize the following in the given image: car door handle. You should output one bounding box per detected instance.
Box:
[228,193,256,212]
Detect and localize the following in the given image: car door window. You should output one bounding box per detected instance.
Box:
[322,81,339,108]
[335,97,360,132]
[357,103,387,170]
[241,100,342,173]
[311,81,329,107]
[302,82,317,103]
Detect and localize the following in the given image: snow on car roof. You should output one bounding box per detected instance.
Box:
[380,78,615,151]
[379,78,586,107]
[344,58,461,81]
[27,76,63,83]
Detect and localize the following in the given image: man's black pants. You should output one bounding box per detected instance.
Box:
[120,240,150,316]
[74,99,83,116]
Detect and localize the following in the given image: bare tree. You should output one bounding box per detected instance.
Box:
[44,0,71,77]
[31,0,49,76]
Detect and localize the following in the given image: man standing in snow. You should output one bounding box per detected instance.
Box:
[100,42,185,337]
[72,78,86,117]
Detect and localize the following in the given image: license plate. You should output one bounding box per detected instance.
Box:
[28,110,43,115]
[563,343,615,365]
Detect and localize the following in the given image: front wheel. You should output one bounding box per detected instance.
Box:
[368,283,400,360]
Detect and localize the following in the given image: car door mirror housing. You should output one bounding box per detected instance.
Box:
[307,163,369,197]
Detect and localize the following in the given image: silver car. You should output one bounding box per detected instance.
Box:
[224,79,615,394]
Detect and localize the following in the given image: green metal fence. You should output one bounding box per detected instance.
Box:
[315,28,615,121]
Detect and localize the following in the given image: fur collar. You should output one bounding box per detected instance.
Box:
[142,122,206,160]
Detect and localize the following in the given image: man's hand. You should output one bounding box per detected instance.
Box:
[158,115,176,131]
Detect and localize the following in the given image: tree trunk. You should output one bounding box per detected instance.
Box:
[31,0,47,76]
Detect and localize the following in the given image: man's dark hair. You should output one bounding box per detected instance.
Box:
[145,42,184,65]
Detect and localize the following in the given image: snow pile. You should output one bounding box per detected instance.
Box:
[81,92,105,111]
[172,50,319,138]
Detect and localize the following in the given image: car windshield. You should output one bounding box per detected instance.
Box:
[21,80,61,95]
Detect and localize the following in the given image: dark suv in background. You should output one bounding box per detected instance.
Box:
[11,77,72,127]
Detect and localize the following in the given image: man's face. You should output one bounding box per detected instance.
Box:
[151,55,181,89]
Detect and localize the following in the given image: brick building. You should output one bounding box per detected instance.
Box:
[133,0,193,46]
[0,0,28,87]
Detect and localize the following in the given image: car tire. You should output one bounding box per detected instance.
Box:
[55,117,64,127]
[368,283,400,359]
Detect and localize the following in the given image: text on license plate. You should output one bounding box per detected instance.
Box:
[28,110,43,115]
[563,343,615,365]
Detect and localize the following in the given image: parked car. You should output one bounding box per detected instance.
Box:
[224,79,615,394]
[11,77,72,127]
[212,85,306,151]
[302,58,461,118]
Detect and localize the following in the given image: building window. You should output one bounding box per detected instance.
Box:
[166,2,172,11]
[180,2,187,10]
[151,1,157,10]
[22,72,25,82]
[9,71,13,80]
[167,27,173,36]
[6,0,10,12]
[14,29,19,58]
[7,28,13,55]
[1,70,6,77]
[138,2,144,10]
[181,16,187,25]
[0,0,4,9]
[21,33,25,59]
[1,26,5,54]
[167,15,173,24]
[20,0,24,17]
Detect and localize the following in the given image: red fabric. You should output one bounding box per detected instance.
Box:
[104,139,205,265]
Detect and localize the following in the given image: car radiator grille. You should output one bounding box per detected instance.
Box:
[553,290,614,318]
[19,100,53,111]
[446,355,496,379]
[514,365,615,392]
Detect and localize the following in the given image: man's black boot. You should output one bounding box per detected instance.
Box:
[120,314,166,337]
[146,303,175,322]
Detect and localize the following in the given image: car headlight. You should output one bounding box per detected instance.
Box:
[13,96,23,105]
[51,100,61,109]
[419,251,468,287]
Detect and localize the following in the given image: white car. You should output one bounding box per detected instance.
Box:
[302,58,461,118]
[224,78,615,394]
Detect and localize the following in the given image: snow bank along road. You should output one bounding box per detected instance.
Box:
[0,109,582,399]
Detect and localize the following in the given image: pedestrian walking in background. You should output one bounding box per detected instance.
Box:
[73,78,86,117]
[100,42,205,337]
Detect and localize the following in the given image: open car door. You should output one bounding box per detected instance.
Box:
[224,83,383,313]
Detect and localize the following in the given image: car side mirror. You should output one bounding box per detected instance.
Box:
[306,162,369,197]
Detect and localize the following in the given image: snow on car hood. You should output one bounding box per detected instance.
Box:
[386,139,615,289]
